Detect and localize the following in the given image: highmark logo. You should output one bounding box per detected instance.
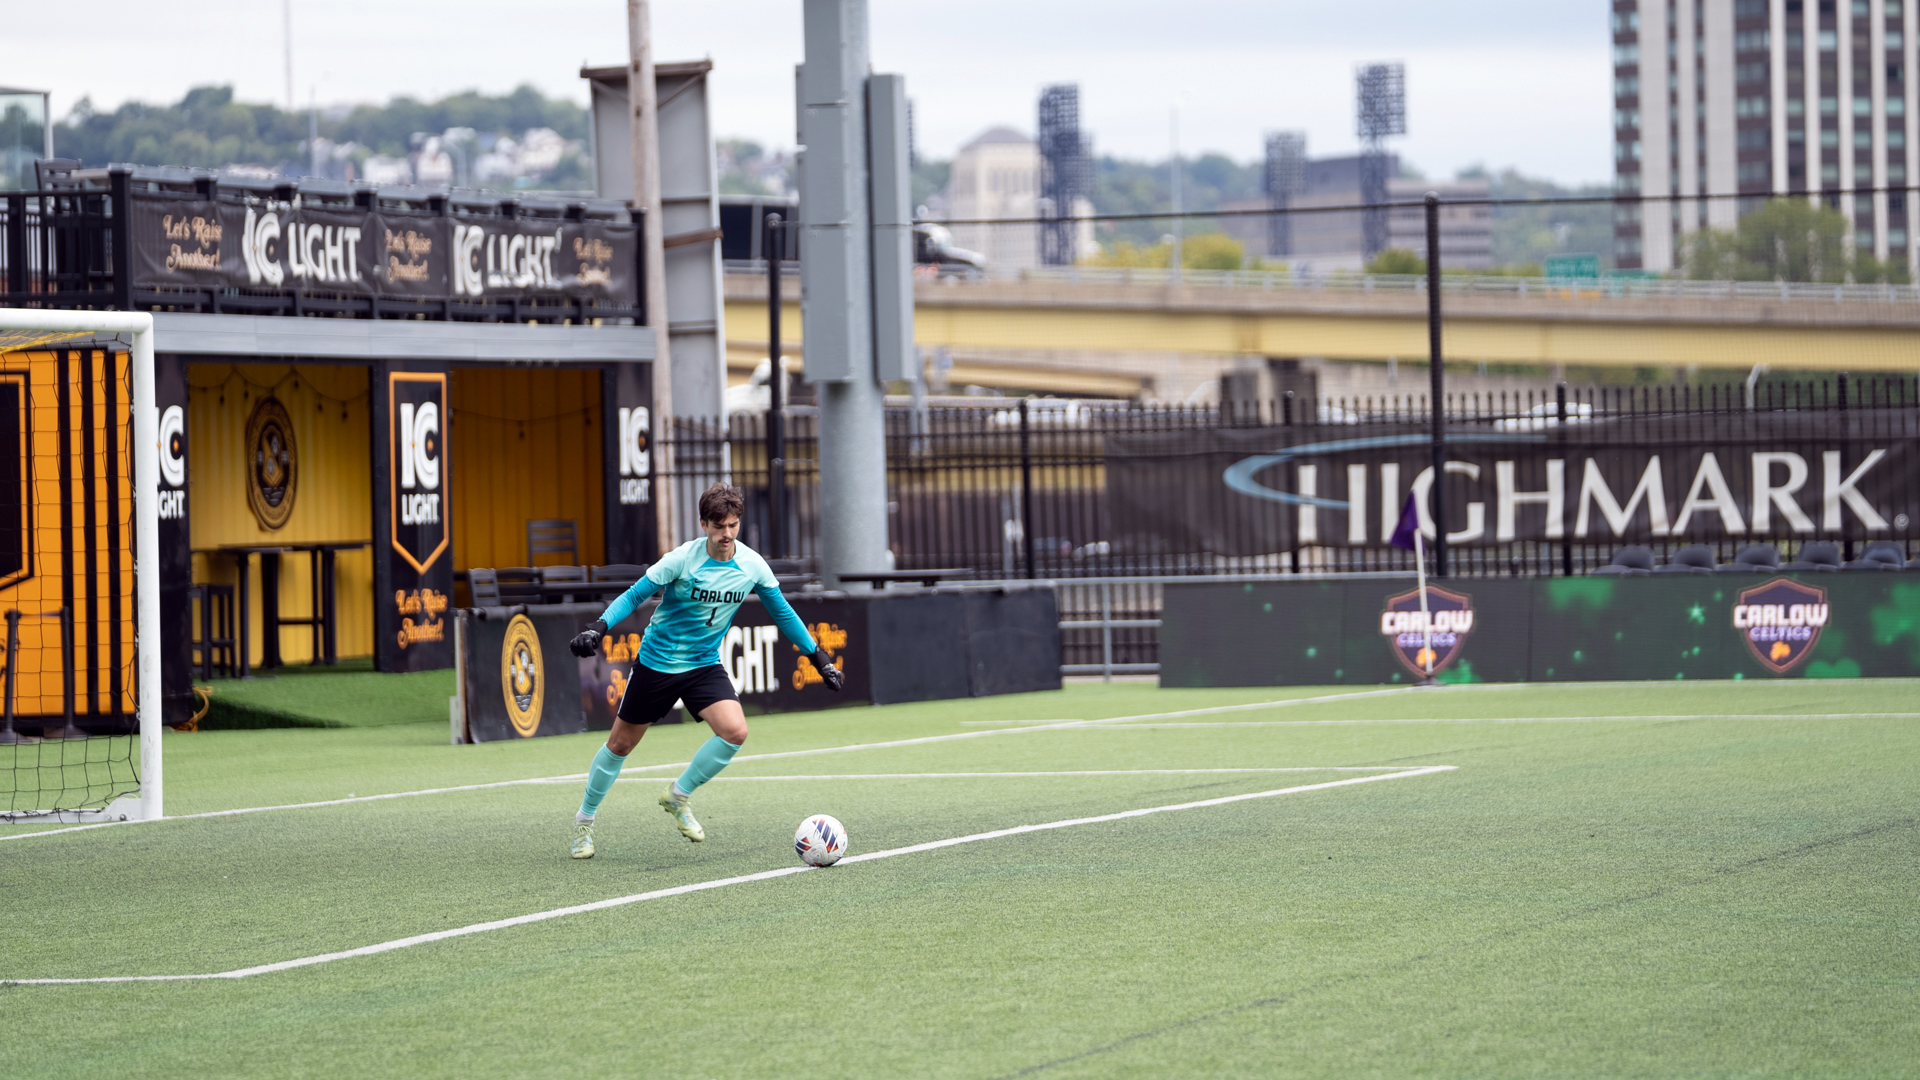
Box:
[1379,586,1475,677]
[1733,577,1829,673]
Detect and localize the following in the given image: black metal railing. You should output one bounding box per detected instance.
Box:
[0,167,645,323]
[2,179,123,310]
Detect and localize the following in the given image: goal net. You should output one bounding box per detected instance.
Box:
[0,312,162,824]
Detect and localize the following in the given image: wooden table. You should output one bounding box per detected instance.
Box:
[198,541,370,676]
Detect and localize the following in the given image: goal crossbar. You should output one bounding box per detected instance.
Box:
[0,310,162,822]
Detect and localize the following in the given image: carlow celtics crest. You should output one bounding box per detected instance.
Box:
[1733,577,1829,674]
[1379,585,1475,677]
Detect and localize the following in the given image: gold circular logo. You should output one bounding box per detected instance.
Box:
[501,614,545,737]
[245,396,297,530]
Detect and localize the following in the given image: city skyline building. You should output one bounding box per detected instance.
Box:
[1224,153,1492,271]
[1614,0,1920,273]
[946,126,1040,271]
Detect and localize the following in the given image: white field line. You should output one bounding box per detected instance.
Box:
[630,767,1405,781]
[0,686,1421,843]
[2,765,1455,986]
[1075,713,1920,730]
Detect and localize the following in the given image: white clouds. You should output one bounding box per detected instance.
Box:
[1,0,1611,184]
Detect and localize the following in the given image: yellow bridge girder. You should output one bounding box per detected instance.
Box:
[723,278,1920,374]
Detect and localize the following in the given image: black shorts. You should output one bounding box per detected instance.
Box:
[617,663,738,726]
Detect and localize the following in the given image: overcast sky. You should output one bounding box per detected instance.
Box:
[5,1,1611,183]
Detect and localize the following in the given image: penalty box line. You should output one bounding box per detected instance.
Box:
[1,686,1424,844]
[1,765,1456,986]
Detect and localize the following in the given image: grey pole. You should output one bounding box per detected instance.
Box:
[800,0,890,590]
[1424,192,1448,578]
[765,212,785,559]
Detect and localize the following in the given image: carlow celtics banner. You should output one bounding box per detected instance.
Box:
[128,196,638,304]
[1108,411,1920,553]
[1161,573,1920,687]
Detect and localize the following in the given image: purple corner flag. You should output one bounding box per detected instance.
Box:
[1387,492,1421,552]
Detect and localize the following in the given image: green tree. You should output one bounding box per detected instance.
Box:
[54,84,590,183]
[1683,198,1911,284]
[1182,233,1244,269]
[1086,231,1243,270]
[1365,247,1425,275]
[911,158,949,212]
[1458,164,1614,271]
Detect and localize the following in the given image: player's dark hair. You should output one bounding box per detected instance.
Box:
[698,482,746,525]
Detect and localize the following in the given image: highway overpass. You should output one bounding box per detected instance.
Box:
[723,267,1920,397]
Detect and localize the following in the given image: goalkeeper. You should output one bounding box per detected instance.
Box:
[565,482,842,859]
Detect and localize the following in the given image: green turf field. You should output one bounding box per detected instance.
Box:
[195,659,458,729]
[3,679,1917,1078]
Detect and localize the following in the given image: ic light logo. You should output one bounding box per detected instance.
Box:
[389,372,449,573]
[617,405,650,505]
[1733,577,1829,673]
[158,405,187,521]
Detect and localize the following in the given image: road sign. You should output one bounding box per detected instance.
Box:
[1544,253,1601,279]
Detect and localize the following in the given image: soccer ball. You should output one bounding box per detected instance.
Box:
[794,814,848,867]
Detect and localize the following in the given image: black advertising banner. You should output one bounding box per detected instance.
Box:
[1161,574,1920,687]
[154,352,194,724]
[372,363,453,672]
[129,199,227,288]
[1109,411,1920,554]
[371,216,441,296]
[129,195,638,304]
[579,595,870,728]
[458,587,1062,741]
[462,610,589,742]
[449,218,637,301]
[601,362,655,564]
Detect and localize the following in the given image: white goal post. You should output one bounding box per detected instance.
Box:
[0,309,162,822]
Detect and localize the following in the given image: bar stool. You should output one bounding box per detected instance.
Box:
[190,583,237,679]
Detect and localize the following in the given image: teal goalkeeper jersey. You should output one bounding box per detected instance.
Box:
[597,539,817,673]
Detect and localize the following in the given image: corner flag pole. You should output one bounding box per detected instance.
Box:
[1387,489,1435,683]
[1413,527,1432,676]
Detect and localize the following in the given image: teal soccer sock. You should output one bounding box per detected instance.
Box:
[674,736,742,797]
[578,745,628,819]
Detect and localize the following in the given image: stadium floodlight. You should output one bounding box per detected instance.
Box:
[1355,61,1407,261]
[0,309,161,823]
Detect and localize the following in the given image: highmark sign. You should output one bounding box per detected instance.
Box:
[1109,413,1919,555]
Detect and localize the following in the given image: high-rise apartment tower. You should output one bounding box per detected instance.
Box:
[1614,0,1918,272]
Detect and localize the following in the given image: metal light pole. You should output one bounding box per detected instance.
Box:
[765,212,786,559]
[1169,106,1183,283]
[628,0,674,556]
[801,0,907,589]
[1425,192,1448,578]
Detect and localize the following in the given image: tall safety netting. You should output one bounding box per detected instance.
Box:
[0,338,141,821]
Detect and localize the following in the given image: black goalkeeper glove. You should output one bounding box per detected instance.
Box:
[569,619,609,658]
[811,648,844,692]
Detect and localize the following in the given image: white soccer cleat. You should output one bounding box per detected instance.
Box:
[570,821,596,859]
